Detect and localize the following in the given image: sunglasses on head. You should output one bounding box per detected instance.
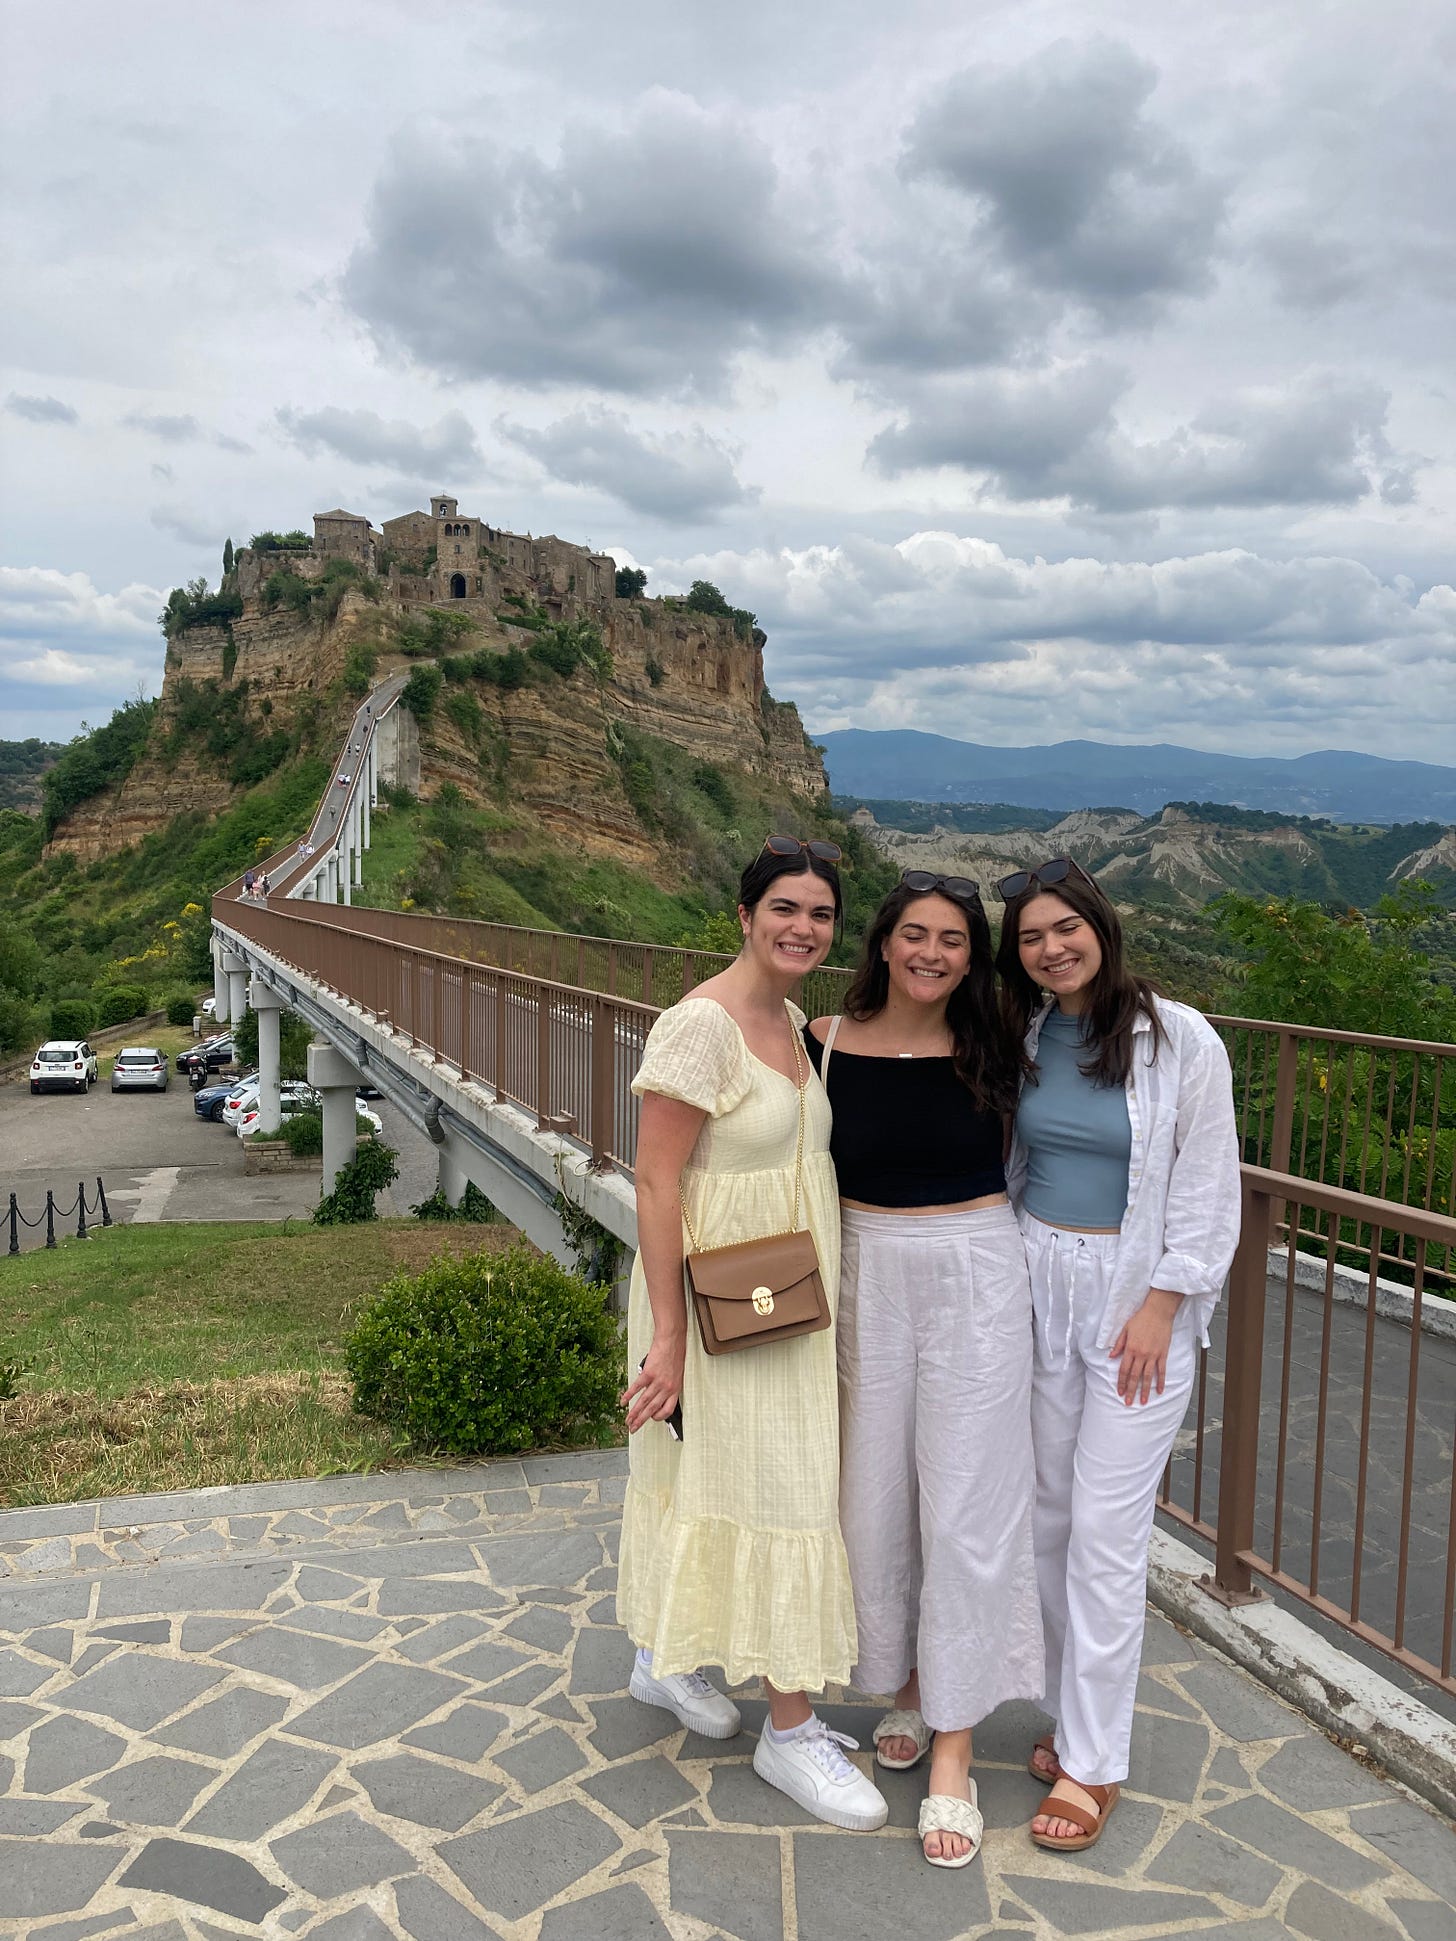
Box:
[993,856,1094,902]
[900,869,982,904]
[763,834,843,863]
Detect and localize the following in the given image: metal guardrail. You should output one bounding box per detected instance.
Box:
[1160,1167,1456,1694]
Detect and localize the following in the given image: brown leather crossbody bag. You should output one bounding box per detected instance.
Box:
[681,1020,831,1355]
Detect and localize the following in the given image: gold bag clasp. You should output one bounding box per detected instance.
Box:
[752,1286,775,1316]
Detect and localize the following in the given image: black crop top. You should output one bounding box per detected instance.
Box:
[802,1027,1007,1207]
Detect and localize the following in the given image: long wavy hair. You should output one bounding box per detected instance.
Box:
[995,870,1163,1087]
[737,847,843,927]
[844,883,1020,1112]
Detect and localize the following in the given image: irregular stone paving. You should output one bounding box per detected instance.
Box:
[0,1453,1451,1939]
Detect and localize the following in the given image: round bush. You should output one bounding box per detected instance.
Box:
[167,991,199,1027]
[96,984,148,1029]
[50,997,95,1040]
[282,1111,324,1156]
[343,1245,624,1456]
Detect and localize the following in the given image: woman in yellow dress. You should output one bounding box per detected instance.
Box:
[618,838,888,1831]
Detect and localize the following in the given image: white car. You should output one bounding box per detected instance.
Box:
[201,996,217,1018]
[30,1040,99,1094]
[237,1089,383,1139]
[220,1075,262,1127]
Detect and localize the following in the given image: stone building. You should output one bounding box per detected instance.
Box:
[312,509,375,565]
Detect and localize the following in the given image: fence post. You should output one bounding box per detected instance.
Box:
[1269,1029,1299,1236]
[1199,1176,1271,1606]
[536,986,552,1132]
[96,1177,112,1227]
[44,1190,56,1249]
[76,1182,88,1240]
[590,995,613,1167]
[7,1193,17,1255]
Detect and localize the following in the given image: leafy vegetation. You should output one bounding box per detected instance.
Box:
[260,556,380,621]
[684,577,757,638]
[343,1245,623,1457]
[314,1140,400,1224]
[248,529,312,552]
[160,677,293,787]
[41,698,158,838]
[0,738,64,813]
[615,565,648,598]
[159,577,244,639]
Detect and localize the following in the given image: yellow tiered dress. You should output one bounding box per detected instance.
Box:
[617,996,856,1693]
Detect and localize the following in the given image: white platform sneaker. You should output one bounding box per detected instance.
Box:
[752,1718,890,1830]
[629,1659,742,1739]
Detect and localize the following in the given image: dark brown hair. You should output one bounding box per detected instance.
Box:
[737,846,843,925]
[844,883,1020,1112]
[995,870,1163,1087]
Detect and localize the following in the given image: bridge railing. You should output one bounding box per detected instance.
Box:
[1159,1168,1456,1695]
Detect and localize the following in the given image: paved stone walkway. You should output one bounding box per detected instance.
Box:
[1,1455,1453,1939]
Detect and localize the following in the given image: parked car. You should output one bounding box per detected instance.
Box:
[29,1040,99,1094]
[236,1081,319,1138]
[111,1047,169,1094]
[221,1075,262,1127]
[193,1078,239,1122]
[201,996,217,1018]
[177,1035,236,1076]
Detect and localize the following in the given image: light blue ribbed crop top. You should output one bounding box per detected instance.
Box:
[1017,1006,1132,1228]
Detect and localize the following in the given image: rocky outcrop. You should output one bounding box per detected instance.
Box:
[47,550,825,862]
[1391,830,1456,882]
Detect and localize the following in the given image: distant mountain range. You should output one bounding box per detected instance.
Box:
[818,731,1456,826]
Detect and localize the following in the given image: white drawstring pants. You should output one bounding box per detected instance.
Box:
[838,1204,1044,1732]
[1024,1216,1197,1786]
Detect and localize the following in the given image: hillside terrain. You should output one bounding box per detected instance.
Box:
[822,728,1456,824]
[0,738,62,813]
[847,800,1456,909]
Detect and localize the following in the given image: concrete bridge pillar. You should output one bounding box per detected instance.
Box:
[308,1041,363,1198]
[437,1139,468,1208]
[249,977,284,1135]
[352,793,364,886]
[222,950,248,1027]
[212,946,228,1024]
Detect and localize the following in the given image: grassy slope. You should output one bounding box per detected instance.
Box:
[0,1219,519,1505]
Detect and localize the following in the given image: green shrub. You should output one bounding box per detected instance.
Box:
[167,992,199,1027]
[343,1244,624,1456]
[50,997,95,1040]
[401,665,444,720]
[412,1182,503,1223]
[282,1111,324,1156]
[42,698,158,837]
[615,565,647,598]
[96,984,148,1028]
[314,1139,398,1224]
[645,655,666,686]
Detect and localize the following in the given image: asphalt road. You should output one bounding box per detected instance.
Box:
[0,1070,438,1254]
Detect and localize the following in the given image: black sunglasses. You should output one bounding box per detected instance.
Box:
[763,834,843,864]
[992,856,1094,902]
[900,869,982,903]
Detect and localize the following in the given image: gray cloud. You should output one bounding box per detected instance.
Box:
[498,407,756,521]
[5,393,79,425]
[343,94,834,396]
[124,411,202,442]
[902,39,1226,314]
[150,506,221,547]
[869,366,1413,513]
[275,404,481,474]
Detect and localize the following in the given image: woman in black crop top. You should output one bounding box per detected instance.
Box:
[806,877,1043,1871]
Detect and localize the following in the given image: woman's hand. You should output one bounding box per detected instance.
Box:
[622,1329,686,1434]
[1108,1288,1183,1406]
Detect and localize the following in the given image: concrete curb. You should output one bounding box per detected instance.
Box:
[1148,1526,1456,1822]
[1271,1244,1456,1340]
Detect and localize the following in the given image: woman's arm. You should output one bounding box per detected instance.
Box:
[621,1091,709,1434]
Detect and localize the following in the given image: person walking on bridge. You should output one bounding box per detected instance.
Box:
[996,859,1240,1852]
[621,837,887,1834]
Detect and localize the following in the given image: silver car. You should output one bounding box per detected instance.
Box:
[111,1047,169,1093]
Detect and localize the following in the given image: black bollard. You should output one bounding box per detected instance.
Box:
[97,1176,112,1228]
[77,1181,88,1240]
[7,1193,17,1256]
[44,1190,56,1248]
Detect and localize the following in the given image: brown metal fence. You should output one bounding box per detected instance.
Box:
[1160,1167,1456,1695]
[1210,1016,1456,1291]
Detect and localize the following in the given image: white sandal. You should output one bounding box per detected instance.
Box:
[918,1781,984,1869]
[872,1707,931,1771]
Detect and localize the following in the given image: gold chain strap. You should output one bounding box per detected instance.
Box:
[679,1005,807,1252]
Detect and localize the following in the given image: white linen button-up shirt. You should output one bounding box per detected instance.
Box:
[1006,995,1243,1350]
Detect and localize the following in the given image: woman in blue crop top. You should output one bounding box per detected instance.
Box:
[806,875,1042,1871]
[996,860,1240,1855]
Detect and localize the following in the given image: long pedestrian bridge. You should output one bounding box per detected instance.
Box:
[211,678,1456,1736]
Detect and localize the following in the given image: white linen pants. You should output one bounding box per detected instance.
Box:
[837,1204,1043,1732]
[1025,1216,1197,1786]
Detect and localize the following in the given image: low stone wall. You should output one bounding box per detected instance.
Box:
[242,1133,369,1176]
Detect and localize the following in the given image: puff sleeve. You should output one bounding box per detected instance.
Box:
[630,998,754,1117]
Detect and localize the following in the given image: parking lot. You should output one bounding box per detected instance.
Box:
[0,1057,435,1253]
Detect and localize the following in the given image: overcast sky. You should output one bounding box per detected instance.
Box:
[3,0,1454,764]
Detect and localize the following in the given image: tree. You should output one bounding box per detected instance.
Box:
[222,537,234,576]
[615,565,647,599]
[685,579,731,616]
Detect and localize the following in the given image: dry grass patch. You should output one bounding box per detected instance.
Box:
[0,1371,416,1507]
